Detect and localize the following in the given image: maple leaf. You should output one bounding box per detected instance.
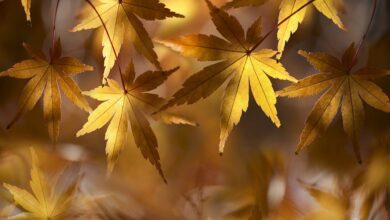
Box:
[21,0,31,21]
[3,148,81,219]
[71,0,183,82]
[0,40,93,142]
[223,0,346,58]
[76,61,188,180]
[277,0,345,58]
[277,43,390,160]
[157,0,297,153]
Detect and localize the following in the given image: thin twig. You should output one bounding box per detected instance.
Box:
[84,0,127,90]
[347,0,378,164]
[347,0,378,72]
[249,0,317,53]
[51,0,61,49]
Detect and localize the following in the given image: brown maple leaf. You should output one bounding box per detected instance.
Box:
[0,40,93,142]
[277,43,390,161]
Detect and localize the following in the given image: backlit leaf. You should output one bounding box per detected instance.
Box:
[277,0,346,58]
[71,0,183,82]
[278,44,390,160]
[77,63,192,180]
[0,40,93,142]
[21,0,31,21]
[157,0,296,153]
[221,0,345,59]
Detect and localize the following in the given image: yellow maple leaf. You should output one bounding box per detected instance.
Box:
[277,43,390,160]
[77,61,190,180]
[157,0,297,153]
[21,0,31,21]
[277,0,345,58]
[223,0,346,59]
[71,0,183,82]
[0,40,93,142]
[3,148,81,219]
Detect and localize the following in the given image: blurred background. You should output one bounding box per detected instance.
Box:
[0,0,388,219]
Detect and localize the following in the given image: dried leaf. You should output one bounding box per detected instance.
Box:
[71,0,183,82]
[277,43,390,160]
[158,1,296,153]
[0,40,93,142]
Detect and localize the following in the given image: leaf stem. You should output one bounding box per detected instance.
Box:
[347,0,378,72]
[52,0,61,49]
[248,0,316,53]
[84,0,127,91]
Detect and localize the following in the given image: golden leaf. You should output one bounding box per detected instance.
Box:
[277,43,390,160]
[71,0,183,82]
[221,0,345,59]
[277,0,345,58]
[158,1,297,153]
[21,0,31,21]
[3,148,81,219]
[0,40,93,142]
[77,61,187,180]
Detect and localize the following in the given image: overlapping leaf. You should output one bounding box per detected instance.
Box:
[77,61,192,180]
[277,43,390,160]
[0,40,93,142]
[71,0,183,81]
[3,148,81,219]
[277,0,345,58]
[158,0,297,153]
[223,0,346,58]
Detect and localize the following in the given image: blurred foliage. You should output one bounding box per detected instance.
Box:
[0,0,389,219]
